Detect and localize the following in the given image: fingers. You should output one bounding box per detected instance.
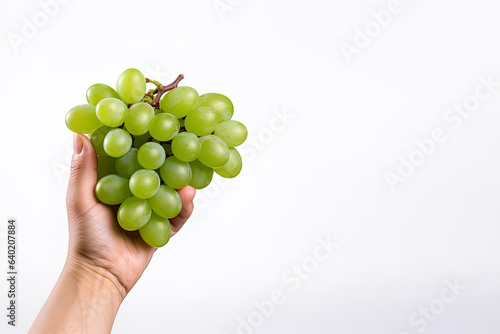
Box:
[66,134,98,214]
[170,186,196,236]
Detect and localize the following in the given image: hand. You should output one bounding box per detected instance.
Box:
[67,133,196,295]
[30,134,195,333]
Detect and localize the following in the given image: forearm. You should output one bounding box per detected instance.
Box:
[29,258,125,334]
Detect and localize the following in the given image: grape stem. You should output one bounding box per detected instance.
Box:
[144,74,184,109]
[145,90,156,98]
[145,78,163,88]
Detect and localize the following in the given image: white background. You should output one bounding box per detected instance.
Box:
[1,0,500,333]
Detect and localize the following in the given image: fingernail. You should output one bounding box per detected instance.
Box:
[73,133,83,154]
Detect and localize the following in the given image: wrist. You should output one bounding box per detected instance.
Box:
[63,256,126,316]
[30,256,126,333]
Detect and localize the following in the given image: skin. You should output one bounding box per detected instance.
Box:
[29,134,196,333]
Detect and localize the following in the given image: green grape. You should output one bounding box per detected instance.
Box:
[178,118,185,128]
[116,68,147,104]
[171,132,201,162]
[149,184,182,218]
[97,156,117,180]
[90,126,113,156]
[115,148,142,178]
[159,156,192,189]
[159,86,199,118]
[125,102,155,136]
[86,83,120,106]
[96,98,128,127]
[162,143,173,156]
[139,212,171,247]
[95,174,133,205]
[198,93,234,122]
[65,104,103,134]
[103,129,132,158]
[129,169,160,199]
[214,148,242,178]
[154,108,162,115]
[214,120,247,147]
[148,113,180,141]
[189,160,214,189]
[137,142,166,170]
[198,135,229,168]
[117,196,152,231]
[133,132,151,148]
[184,106,219,136]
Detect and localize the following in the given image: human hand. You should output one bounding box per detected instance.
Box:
[31,133,196,334]
[66,133,196,296]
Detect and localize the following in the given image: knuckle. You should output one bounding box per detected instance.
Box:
[69,159,84,179]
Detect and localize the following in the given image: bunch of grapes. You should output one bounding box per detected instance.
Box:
[65,68,247,247]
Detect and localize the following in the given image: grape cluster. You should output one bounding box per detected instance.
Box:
[65,68,247,247]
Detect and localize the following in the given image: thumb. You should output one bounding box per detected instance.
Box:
[66,133,98,213]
